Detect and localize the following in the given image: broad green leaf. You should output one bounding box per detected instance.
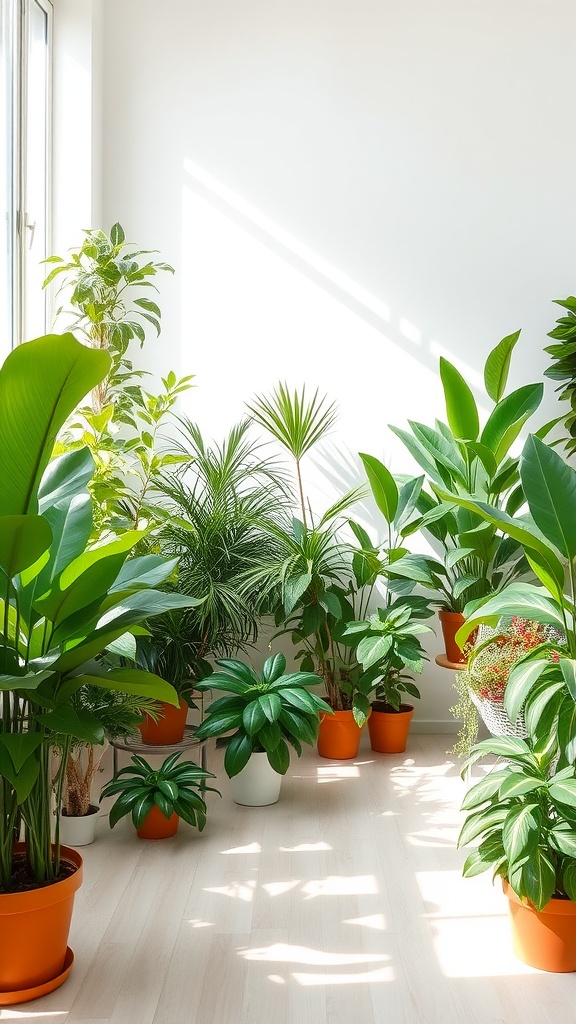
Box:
[262,653,286,683]
[504,659,550,723]
[224,732,254,778]
[480,384,543,463]
[356,634,393,670]
[110,554,180,592]
[484,330,520,403]
[549,823,576,859]
[460,769,510,810]
[502,803,540,863]
[521,434,576,561]
[498,774,543,800]
[560,659,576,702]
[549,779,576,809]
[0,732,43,772]
[0,515,52,577]
[243,701,267,736]
[74,669,179,706]
[35,704,105,744]
[457,805,508,848]
[258,692,282,723]
[456,584,565,648]
[520,849,556,911]
[38,447,95,511]
[267,738,290,774]
[0,333,110,516]
[359,453,398,524]
[439,357,479,441]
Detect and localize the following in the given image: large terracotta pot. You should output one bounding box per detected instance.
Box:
[138,698,188,745]
[136,804,179,840]
[0,844,83,1004]
[317,709,363,759]
[230,751,282,806]
[368,703,414,753]
[504,880,576,972]
[438,610,466,664]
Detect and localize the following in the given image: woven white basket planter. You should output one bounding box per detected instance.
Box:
[468,690,527,738]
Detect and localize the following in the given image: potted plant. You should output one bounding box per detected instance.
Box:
[458,731,576,971]
[0,333,200,1003]
[100,751,219,840]
[544,291,576,457]
[56,685,162,846]
[388,332,545,663]
[194,653,331,805]
[341,595,433,753]
[245,383,381,758]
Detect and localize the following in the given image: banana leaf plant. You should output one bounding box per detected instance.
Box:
[388,332,548,611]
[0,334,201,892]
[439,434,576,766]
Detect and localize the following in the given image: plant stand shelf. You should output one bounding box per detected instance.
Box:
[110,727,207,775]
[435,653,466,671]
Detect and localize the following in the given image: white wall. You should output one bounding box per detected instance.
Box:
[90,0,576,728]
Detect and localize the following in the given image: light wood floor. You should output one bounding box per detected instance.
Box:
[5,734,576,1024]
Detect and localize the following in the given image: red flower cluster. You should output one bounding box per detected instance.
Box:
[469,617,552,704]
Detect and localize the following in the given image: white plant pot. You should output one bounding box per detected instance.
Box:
[58,804,100,846]
[230,752,282,806]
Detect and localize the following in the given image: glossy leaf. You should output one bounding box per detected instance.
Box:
[521,434,576,561]
[439,357,479,441]
[359,453,398,524]
[484,330,520,403]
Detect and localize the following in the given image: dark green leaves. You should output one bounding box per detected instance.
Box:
[521,434,576,561]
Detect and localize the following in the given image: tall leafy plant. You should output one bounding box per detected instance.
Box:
[388,333,545,611]
[544,293,576,457]
[43,225,193,532]
[0,334,200,891]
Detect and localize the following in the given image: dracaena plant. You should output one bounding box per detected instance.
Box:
[43,224,193,533]
[457,733,576,911]
[194,653,332,777]
[101,752,219,832]
[388,332,546,611]
[0,333,200,892]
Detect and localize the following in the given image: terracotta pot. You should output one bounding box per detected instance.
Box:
[136,804,179,840]
[368,703,414,753]
[503,880,576,972]
[59,804,99,847]
[230,751,282,806]
[138,698,188,745]
[438,610,466,664]
[317,709,363,759]
[0,843,83,1003]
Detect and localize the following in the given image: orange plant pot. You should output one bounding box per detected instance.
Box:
[438,610,466,665]
[504,880,576,972]
[138,698,188,745]
[136,804,179,840]
[368,703,414,753]
[317,710,363,759]
[0,844,83,1003]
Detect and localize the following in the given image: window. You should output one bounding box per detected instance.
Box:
[0,0,52,358]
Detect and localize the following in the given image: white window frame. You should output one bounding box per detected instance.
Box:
[4,0,52,350]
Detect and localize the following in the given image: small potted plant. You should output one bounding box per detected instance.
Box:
[341,594,434,753]
[101,752,219,839]
[194,653,331,805]
[458,731,576,972]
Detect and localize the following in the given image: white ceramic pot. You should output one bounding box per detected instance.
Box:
[58,804,100,846]
[230,752,282,806]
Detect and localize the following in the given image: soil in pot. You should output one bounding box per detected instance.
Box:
[317,709,363,760]
[0,844,83,1002]
[138,698,188,745]
[368,703,414,754]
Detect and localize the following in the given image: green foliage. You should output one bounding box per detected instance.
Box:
[389,334,543,611]
[544,295,576,456]
[452,435,576,765]
[152,418,291,672]
[458,735,576,910]
[43,225,193,533]
[194,654,331,777]
[100,752,219,832]
[0,335,200,891]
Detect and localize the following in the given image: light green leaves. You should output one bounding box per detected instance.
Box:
[439,357,479,441]
[484,330,520,403]
[521,434,576,561]
[359,453,398,524]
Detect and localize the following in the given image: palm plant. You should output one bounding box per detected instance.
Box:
[244,383,379,721]
[152,418,290,674]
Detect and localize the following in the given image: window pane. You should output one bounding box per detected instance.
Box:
[24,0,49,340]
[0,0,16,358]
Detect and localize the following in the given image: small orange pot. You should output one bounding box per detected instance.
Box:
[368,703,414,753]
[438,610,466,664]
[317,710,363,759]
[138,698,188,745]
[0,844,83,1002]
[504,880,576,972]
[136,804,179,840]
